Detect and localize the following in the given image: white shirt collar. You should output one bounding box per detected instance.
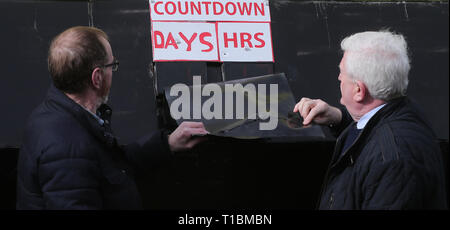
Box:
[356,103,386,130]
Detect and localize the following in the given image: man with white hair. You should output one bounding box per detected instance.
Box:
[294,30,447,209]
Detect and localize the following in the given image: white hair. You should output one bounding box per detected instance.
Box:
[341,30,410,101]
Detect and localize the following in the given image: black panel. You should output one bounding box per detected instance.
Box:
[0,1,448,210]
[1,1,448,145]
[223,62,274,81]
[155,62,207,94]
[271,1,449,139]
[0,1,88,147]
[136,138,335,209]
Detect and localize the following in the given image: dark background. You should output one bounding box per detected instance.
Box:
[0,0,448,209]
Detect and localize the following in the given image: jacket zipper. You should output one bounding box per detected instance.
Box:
[317,126,363,209]
[316,135,342,209]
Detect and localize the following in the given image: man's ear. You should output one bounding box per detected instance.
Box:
[353,80,367,102]
[91,67,103,90]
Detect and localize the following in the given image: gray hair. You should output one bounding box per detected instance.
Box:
[341,30,410,101]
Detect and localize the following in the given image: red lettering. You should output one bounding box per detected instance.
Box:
[254,32,265,48]
[240,33,253,48]
[178,1,188,15]
[153,31,165,48]
[165,32,178,49]
[154,1,164,15]
[237,2,252,15]
[179,32,197,51]
[213,2,223,15]
[224,33,238,48]
[153,1,265,17]
[225,2,236,15]
[191,1,201,15]
[200,32,213,52]
[165,1,176,15]
[202,2,211,15]
[255,3,265,16]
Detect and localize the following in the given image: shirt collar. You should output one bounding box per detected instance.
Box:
[81,106,105,126]
[356,103,386,130]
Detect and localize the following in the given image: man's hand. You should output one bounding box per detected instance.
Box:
[168,122,209,152]
[293,97,342,126]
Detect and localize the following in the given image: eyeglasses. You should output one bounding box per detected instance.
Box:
[99,58,119,72]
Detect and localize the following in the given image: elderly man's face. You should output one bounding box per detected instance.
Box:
[338,52,358,120]
[99,37,113,104]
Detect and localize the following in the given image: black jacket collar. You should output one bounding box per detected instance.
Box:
[46,84,117,148]
[330,96,409,169]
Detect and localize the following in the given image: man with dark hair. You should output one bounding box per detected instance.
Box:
[16,26,208,209]
[294,31,447,209]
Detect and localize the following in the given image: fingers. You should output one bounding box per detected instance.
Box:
[300,100,315,119]
[303,105,321,125]
[178,122,209,136]
[186,127,209,136]
[169,122,209,152]
[293,102,300,112]
[294,97,317,121]
[294,98,332,125]
[293,97,310,113]
[179,121,206,129]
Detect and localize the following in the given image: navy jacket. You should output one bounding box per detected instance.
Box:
[16,84,172,209]
[318,97,447,209]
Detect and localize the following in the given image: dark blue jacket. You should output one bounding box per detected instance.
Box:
[319,97,447,209]
[16,84,172,209]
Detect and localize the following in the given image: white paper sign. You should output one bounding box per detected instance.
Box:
[149,0,274,62]
[217,22,273,62]
[149,0,271,22]
[151,21,219,61]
